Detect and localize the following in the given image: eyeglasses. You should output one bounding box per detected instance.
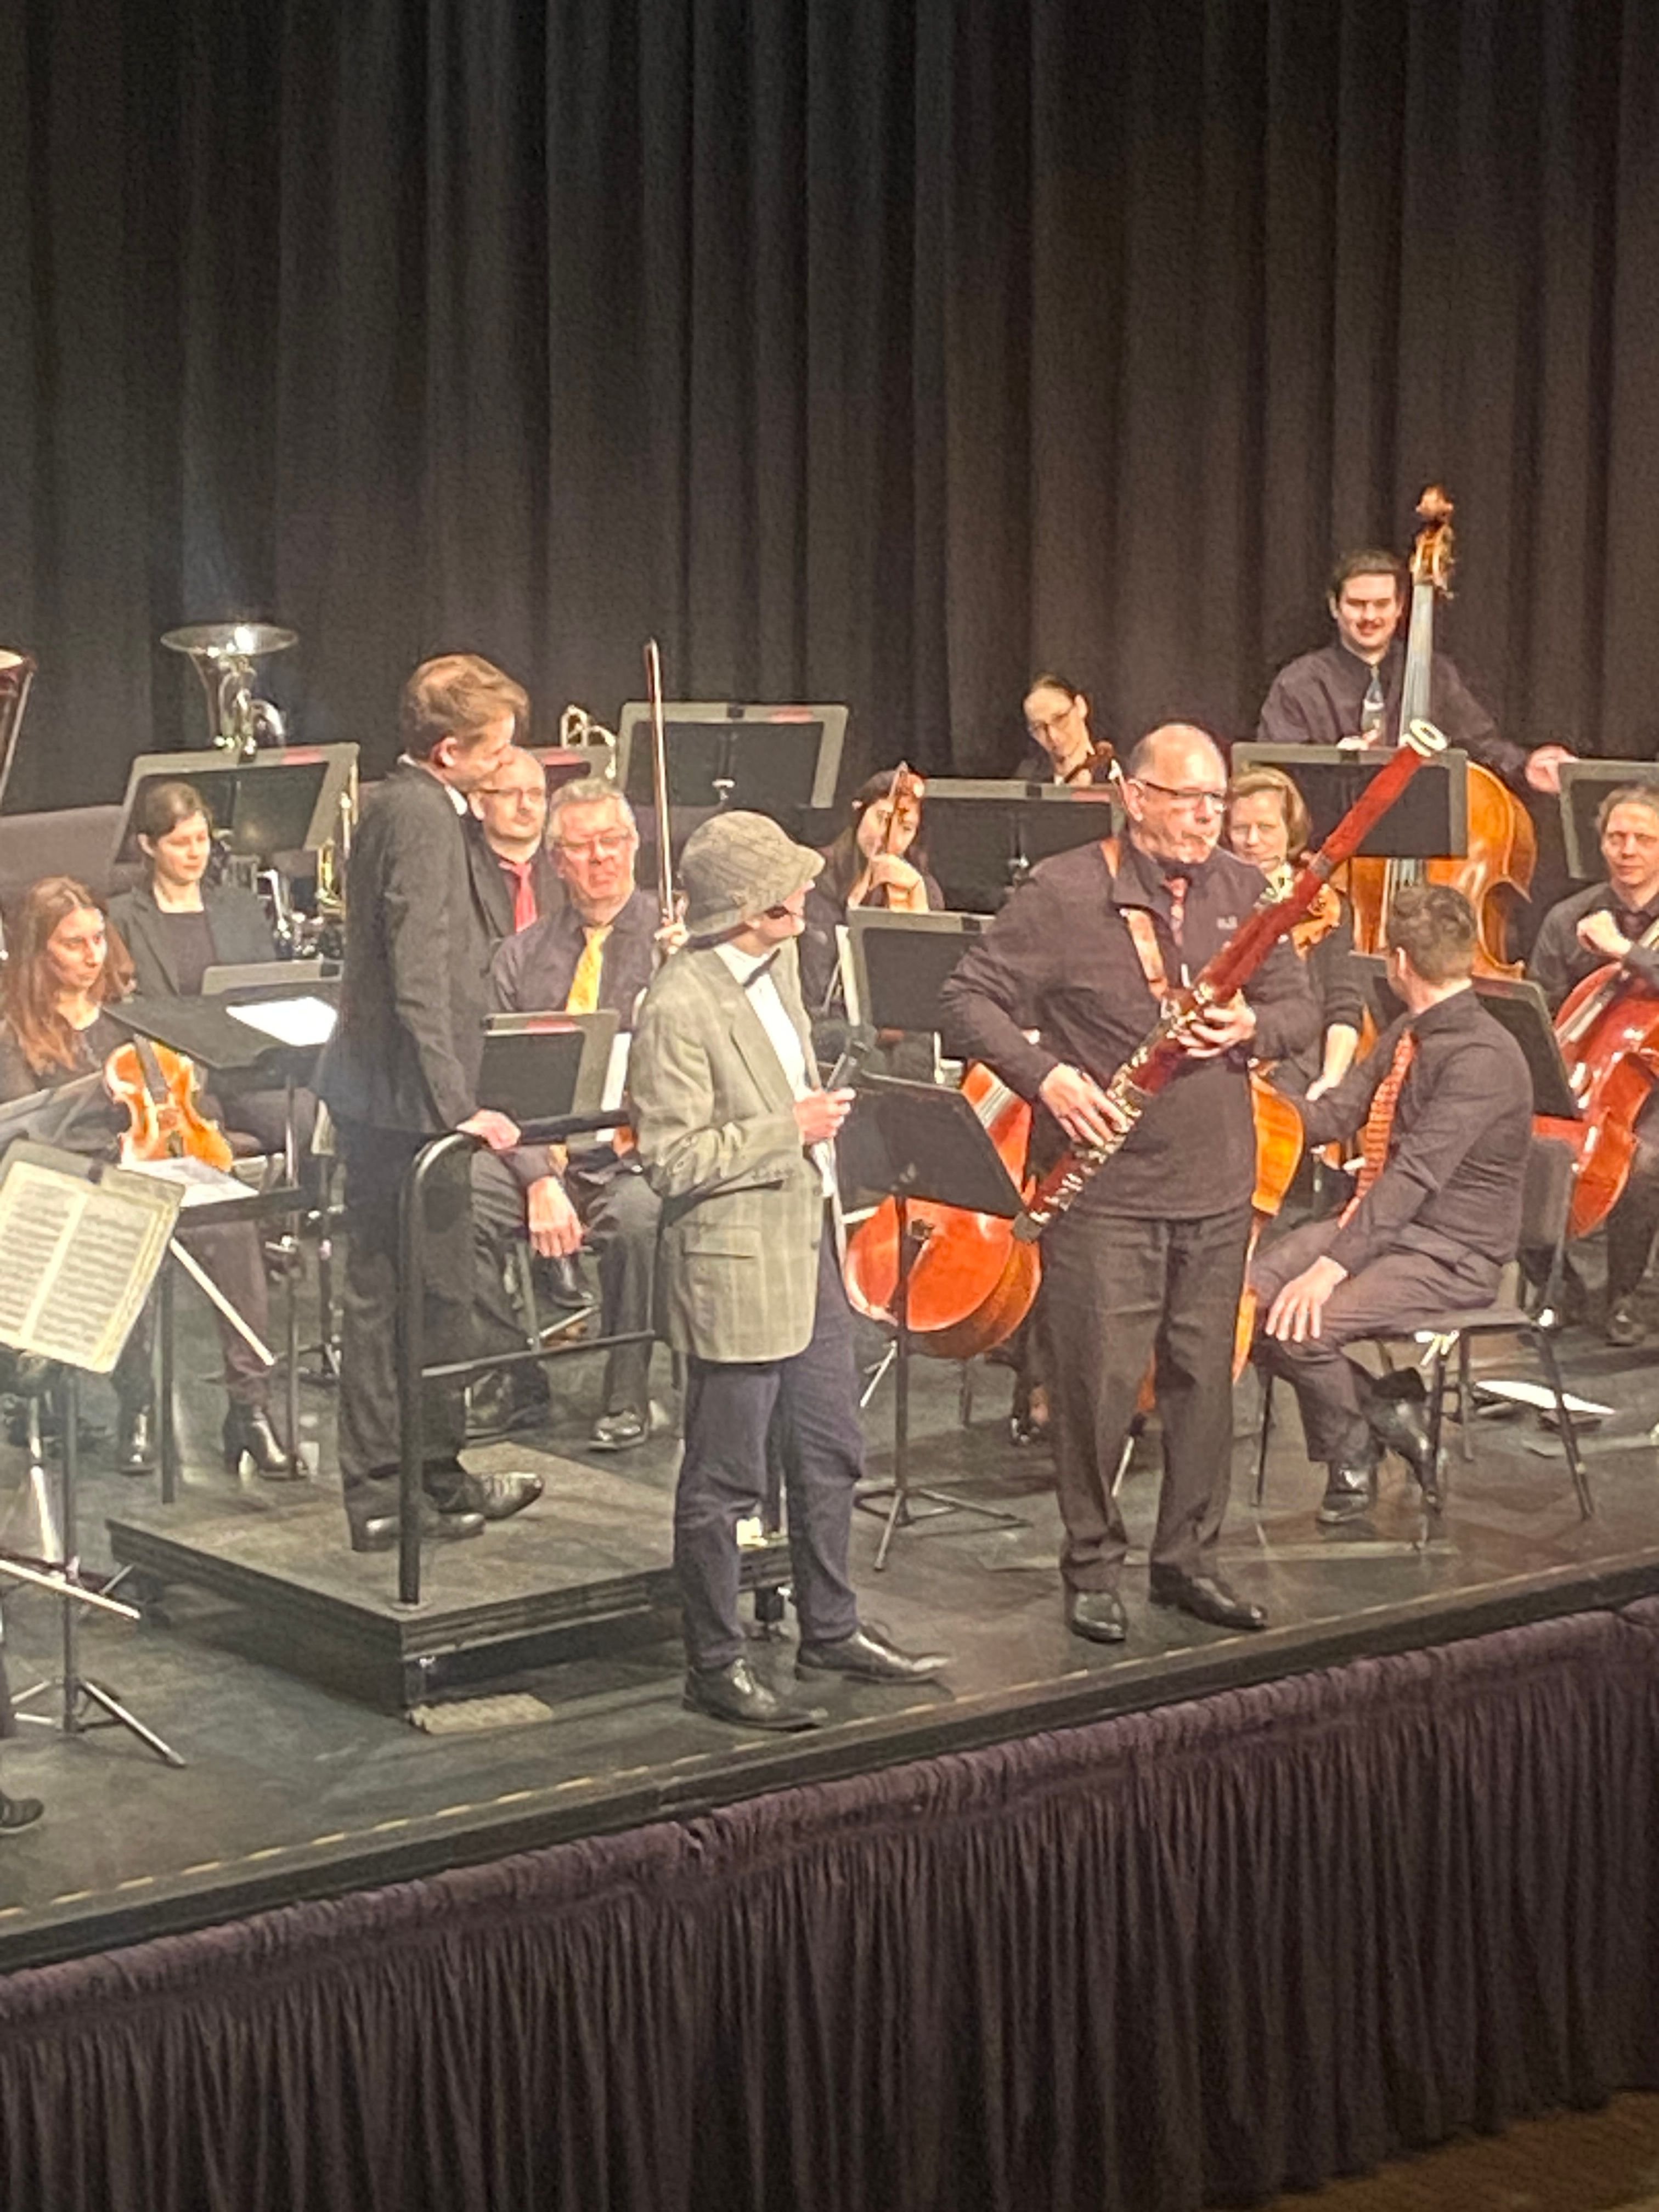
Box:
[554,830,634,860]
[1025,710,1077,740]
[1131,778,1228,813]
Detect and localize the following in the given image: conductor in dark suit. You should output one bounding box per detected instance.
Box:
[318,654,543,1552]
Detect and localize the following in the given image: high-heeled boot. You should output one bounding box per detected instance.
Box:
[222,1400,300,1479]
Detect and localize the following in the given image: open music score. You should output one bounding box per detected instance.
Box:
[0,1144,182,1374]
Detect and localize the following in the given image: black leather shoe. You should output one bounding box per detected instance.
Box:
[115,1403,158,1476]
[432,1469,544,1522]
[797,1624,950,1683]
[685,1657,828,1730]
[465,1369,550,1442]
[350,1503,486,1553]
[223,1403,302,1479]
[1065,1589,1129,1645]
[1365,1387,1437,1499]
[1317,1459,1377,1527]
[0,1790,43,1833]
[1149,1569,1269,1633]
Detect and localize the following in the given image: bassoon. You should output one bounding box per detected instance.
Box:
[1013,718,1448,1242]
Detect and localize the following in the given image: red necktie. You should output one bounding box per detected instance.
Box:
[1339,1030,1417,1224]
[504,859,538,933]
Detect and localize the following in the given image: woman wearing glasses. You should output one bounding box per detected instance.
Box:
[1015,673,1115,787]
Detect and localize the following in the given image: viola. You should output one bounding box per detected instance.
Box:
[840,1063,1038,1361]
[106,1036,234,1172]
[1346,486,1536,978]
[854,763,929,912]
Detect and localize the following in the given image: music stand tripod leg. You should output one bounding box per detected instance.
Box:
[54,1371,185,1768]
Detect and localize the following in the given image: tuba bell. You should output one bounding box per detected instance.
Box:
[161,622,296,757]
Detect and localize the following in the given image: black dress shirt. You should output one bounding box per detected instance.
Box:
[1299,988,1531,1276]
[0,1011,132,1154]
[938,837,1317,1218]
[1013,747,1115,787]
[1256,638,1529,792]
[108,880,278,998]
[490,886,659,1025]
[1527,881,1659,1014]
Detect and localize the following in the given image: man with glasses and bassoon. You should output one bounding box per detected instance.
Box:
[940,724,1317,1643]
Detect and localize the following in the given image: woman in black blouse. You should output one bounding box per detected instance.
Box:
[108,779,314,1157]
[0,878,290,1476]
[1225,765,1363,1102]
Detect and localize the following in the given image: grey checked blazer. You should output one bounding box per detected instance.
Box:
[629,940,825,1363]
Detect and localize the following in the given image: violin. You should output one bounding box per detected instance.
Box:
[1346,487,1536,978]
[106,1036,234,1172]
[1059,740,1119,792]
[854,763,929,912]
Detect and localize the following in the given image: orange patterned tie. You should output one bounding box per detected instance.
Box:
[563,924,611,1015]
[1339,1029,1417,1224]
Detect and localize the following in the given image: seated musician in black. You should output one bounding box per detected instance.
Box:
[0,878,289,1476]
[108,777,317,1160]
[471,777,667,1449]
[1226,763,1363,1102]
[1014,672,1115,787]
[1528,783,1659,1346]
[1250,885,1531,1526]
[1257,549,1576,797]
[799,769,945,1022]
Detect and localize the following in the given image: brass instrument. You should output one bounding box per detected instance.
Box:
[558,702,618,760]
[161,621,296,756]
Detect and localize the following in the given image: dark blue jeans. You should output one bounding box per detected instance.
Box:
[675,1231,862,1670]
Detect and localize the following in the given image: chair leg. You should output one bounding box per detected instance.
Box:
[958,1359,974,1429]
[1425,1345,1450,1515]
[1253,1370,1274,1507]
[1457,1335,1475,1462]
[1532,1325,1594,1520]
[511,1245,540,1350]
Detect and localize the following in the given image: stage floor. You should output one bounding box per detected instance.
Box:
[0,1291,1656,1973]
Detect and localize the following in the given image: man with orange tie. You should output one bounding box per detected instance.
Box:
[1248,884,1532,1526]
[469,778,667,1448]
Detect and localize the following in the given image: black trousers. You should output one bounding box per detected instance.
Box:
[470,1151,660,1415]
[119,1217,273,1412]
[1606,1096,1659,1304]
[1039,1201,1253,1590]
[335,1119,470,1524]
[674,1230,862,1671]
[1249,1217,1499,1464]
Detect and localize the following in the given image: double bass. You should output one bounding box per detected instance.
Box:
[1346,487,1536,979]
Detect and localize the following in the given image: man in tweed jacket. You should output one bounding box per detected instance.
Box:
[629,811,947,1729]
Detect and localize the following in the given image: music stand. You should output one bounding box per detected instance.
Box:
[0,1141,184,1765]
[109,744,358,870]
[201,957,328,999]
[1232,744,1470,858]
[846,1075,1026,1568]
[479,1012,618,1123]
[1351,957,1582,1118]
[614,701,847,815]
[919,781,1119,910]
[1557,761,1659,882]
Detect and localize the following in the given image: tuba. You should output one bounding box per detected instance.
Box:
[161,622,296,757]
[558,702,618,763]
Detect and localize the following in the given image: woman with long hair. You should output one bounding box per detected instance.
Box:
[0,878,290,1476]
[800,768,943,1017]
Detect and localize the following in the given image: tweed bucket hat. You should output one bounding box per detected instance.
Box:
[679,810,823,940]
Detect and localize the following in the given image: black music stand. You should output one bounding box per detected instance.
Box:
[614,701,846,815]
[919,780,1119,910]
[847,1076,1026,1568]
[1232,744,1471,858]
[1557,760,1659,882]
[109,744,356,871]
[479,1012,617,1123]
[844,910,990,1035]
[0,1142,184,1766]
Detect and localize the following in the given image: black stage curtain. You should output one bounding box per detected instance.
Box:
[4,1,1659,815]
[3,1605,1659,2212]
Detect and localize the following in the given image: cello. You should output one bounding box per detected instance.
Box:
[1346,487,1536,979]
[1534,912,1659,1239]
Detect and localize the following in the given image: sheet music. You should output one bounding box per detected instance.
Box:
[0,1154,179,1373]
[225,995,337,1048]
[121,1154,255,1207]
